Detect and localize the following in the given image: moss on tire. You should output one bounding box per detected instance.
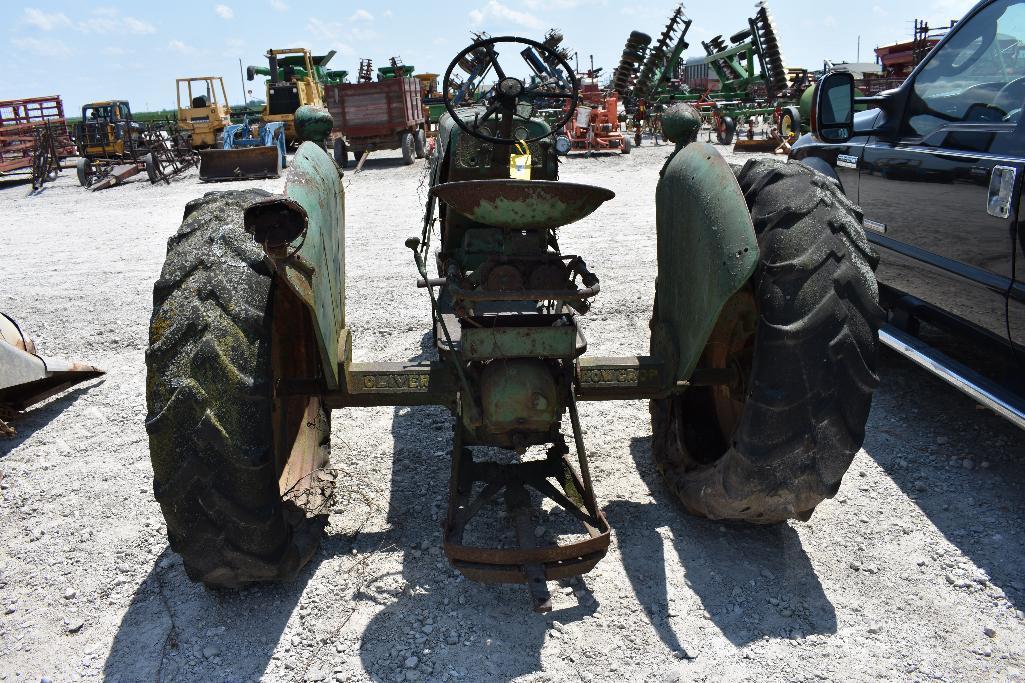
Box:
[146,189,333,587]
[651,159,883,523]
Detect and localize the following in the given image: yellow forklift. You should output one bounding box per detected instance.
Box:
[176,77,231,148]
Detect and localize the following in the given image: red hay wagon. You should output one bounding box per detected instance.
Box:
[324,77,426,168]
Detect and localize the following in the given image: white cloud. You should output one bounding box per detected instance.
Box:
[306,18,355,55]
[13,36,72,57]
[168,39,192,54]
[930,0,977,20]
[23,9,72,31]
[123,17,155,33]
[270,0,289,10]
[468,1,542,30]
[872,5,888,16]
[382,9,393,18]
[78,8,155,35]
[215,4,234,19]
[524,0,590,8]
[348,9,373,22]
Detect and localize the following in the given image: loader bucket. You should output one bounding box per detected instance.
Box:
[198,146,282,182]
[0,312,104,413]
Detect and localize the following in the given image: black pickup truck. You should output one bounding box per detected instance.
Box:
[791,0,1025,428]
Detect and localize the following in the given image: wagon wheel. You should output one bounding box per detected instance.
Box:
[779,106,801,144]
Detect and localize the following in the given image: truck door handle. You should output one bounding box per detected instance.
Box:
[987,166,1017,219]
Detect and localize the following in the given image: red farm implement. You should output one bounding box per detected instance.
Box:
[556,81,630,155]
[0,96,76,186]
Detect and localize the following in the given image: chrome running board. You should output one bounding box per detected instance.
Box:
[879,324,1025,431]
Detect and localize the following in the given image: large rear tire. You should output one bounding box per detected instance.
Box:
[650,159,882,523]
[146,190,334,587]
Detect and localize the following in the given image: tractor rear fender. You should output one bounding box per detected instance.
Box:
[651,142,759,386]
[243,142,348,389]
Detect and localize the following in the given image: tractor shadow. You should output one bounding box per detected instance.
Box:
[102,547,318,682]
[357,333,593,682]
[607,437,837,650]
[345,156,424,172]
[0,382,104,458]
[864,347,1025,610]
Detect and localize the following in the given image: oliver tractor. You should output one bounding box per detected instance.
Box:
[145,37,881,611]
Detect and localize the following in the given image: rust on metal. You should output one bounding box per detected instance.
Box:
[245,196,309,250]
[198,146,281,181]
[431,179,614,230]
[443,423,611,612]
[90,163,141,191]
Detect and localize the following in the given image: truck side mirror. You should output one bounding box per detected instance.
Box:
[812,72,855,144]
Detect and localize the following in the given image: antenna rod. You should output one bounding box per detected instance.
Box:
[239,58,246,108]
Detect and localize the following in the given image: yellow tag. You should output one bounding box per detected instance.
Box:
[509,140,531,180]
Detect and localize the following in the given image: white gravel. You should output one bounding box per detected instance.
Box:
[1,136,1025,683]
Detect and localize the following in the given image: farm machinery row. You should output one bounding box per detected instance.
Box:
[614,2,814,150]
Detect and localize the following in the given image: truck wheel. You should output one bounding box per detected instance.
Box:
[716,116,736,145]
[333,138,348,167]
[650,159,882,523]
[414,129,427,159]
[76,158,93,187]
[401,132,415,165]
[621,136,632,154]
[779,106,801,144]
[144,153,160,183]
[146,190,334,588]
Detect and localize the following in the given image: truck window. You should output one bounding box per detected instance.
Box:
[906,0,1025,138]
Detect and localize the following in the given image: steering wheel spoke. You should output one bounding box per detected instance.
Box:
[477,101,502,125]
[486,46,507,80]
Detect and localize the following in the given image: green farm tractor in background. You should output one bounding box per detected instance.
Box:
[145,36,881,610]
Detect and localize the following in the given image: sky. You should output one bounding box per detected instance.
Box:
[3,0,982,114]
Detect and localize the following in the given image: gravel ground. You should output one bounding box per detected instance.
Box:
[1,136,1024,683]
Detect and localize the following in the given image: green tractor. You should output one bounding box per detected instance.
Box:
[145,37,881,611]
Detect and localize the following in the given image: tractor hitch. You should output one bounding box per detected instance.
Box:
[444,408,610,613]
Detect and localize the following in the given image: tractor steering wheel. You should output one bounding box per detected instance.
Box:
[442,36,578,145]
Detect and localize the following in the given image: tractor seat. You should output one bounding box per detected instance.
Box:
[432,180,614,231]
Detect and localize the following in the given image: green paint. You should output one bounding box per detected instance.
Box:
[284,142,346,388]
[652,142,759,383]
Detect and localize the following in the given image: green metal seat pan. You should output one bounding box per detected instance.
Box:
[431,180,615,230]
